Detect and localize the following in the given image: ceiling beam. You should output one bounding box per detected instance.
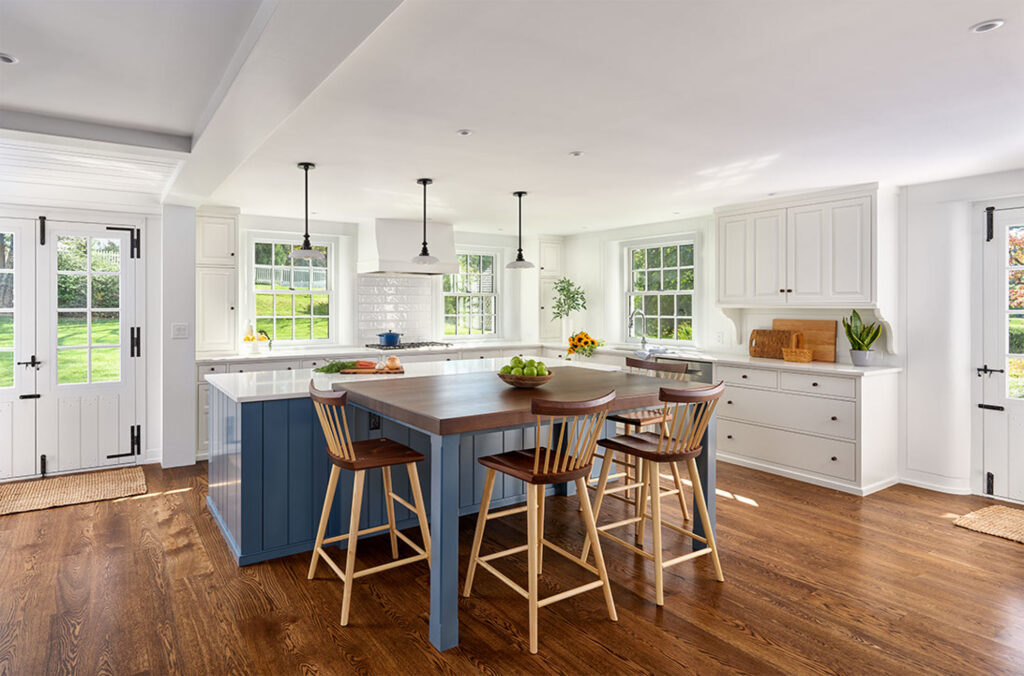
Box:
[0,109,191,153]
[165,0,403,206]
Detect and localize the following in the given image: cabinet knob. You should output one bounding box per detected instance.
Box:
[786,288,793,293]
[287,367,292,370]
[230,306,235,310]
[230,252,235,257]
[726,400,733,405]
[812,382,819,387]
[830,456,838,462]
[830,415,838,421]
[779,289,785,293]
[726,434,733,439]
[741,374,748,379]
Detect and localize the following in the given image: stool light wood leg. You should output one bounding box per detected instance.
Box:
[636,458,650,546]
[581,447,615,562]
[462,468,496,597]
[669,461,691,521]
[382,466,399,559]
[575,477,618,623]
[688,457,724,582]
[407,462,431,566]
[340,470,365,626]
[537,484,545,575]
[308,464,340,579]
[650,461,664,606]
[526,481,539,654]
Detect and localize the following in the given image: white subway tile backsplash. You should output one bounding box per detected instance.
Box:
[356,274,434,343]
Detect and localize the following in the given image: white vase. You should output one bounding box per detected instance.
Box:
[849,349,875,366]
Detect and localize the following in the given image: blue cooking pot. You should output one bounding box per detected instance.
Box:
[377,330,403,347]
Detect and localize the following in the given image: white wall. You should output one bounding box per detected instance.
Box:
[160,204,196,468]
[902,168,1024,494]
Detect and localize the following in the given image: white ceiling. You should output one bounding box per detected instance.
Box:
[0,0,262,137]
[207,0,1024,234]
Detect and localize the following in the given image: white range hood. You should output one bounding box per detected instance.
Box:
[356,218,457,275]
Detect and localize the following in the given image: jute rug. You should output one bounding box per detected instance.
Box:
[954,505,1024,544]
[0,466,147,516]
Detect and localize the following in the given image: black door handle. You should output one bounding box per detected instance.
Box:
[17,355,41,368]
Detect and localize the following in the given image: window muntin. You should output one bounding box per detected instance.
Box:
[627,242,695,342]
[442,253,497,336]
[252,241,330,342]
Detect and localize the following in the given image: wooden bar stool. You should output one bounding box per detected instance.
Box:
[307,382,431,626]
[582,382,724,606]
[583,358,691,535]
[463,391,618,654]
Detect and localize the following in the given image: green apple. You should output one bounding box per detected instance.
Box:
[526,359,537,368]
[510,356,525,368]
[499,365,512,375]
[536,361,546,371]
[536,365,548,376]
[523,366,538,377]
[511,367,524,376]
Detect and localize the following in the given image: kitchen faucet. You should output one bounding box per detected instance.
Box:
[628,308,647,350]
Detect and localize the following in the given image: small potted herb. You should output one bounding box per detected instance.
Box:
[842,309,881,366]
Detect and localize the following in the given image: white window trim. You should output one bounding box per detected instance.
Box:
[242,231,339,346]
[622,234,698,347]
[439,246,503,341]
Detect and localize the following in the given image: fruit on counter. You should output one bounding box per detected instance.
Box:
[499,356,548,378]
[384,355,402,370]
[499,365,512,375]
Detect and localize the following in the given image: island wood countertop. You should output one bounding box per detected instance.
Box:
[332,365,711,436]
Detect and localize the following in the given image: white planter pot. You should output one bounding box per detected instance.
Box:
[849,349,876,367]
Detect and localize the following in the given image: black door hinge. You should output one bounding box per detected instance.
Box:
[130,326,141,357]
[106,424,141,458]
[978,403,1005,411]
[39,216,46,245]
[39,454,46,477]
[986,471,994,495]
[986,206,994,242]
[105,226,141,259]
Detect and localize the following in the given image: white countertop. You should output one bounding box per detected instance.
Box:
[196,340,539,364]
[205,356,616,403]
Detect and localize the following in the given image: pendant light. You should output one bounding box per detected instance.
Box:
[506,190,535,269]
[412,178,439,264]
[290,162,325,262]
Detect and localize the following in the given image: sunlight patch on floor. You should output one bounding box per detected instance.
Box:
[114,486,193,502]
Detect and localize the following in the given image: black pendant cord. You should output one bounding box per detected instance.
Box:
[418,178,433,257]
[298,162,315,249]
[514,190,527,262]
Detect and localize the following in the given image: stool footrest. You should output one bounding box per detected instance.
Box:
[389,493,418,513]
[541,538,598,575]
[487,504,528,520]
[322,523,390,544]
[595,529,654,561]
[537,580,605,608]
[597,516,642,530]
[663,548,713,568]
[480,544,529,562]
[395,529,426,556]
[476,560,530,599]
[352,552,429,579]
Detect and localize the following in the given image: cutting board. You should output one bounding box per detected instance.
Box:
[748,329,798,359]
[772,319,837,362]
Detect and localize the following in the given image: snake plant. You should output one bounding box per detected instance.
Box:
[842,309,881,351]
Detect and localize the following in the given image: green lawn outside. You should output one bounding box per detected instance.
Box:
[0,317,120,386]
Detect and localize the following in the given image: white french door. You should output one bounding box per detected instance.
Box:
[0,218,38,479]
[980,203,1024,501]
[1,216,140,480]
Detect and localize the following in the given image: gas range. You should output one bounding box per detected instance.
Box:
[365,341,454,351]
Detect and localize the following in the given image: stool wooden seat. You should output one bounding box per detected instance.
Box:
[307,382,431,627]
[582,382,725,606]
[463,390,618,654]
[585,357,691,526]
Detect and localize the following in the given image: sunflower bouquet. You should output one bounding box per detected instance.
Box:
[567,330,604,358]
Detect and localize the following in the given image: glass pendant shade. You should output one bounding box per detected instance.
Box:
[506,190,535,269]
[290,162,326,262]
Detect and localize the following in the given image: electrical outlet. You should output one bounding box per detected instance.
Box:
[715,331,725,345]
[171,323,189,339]
[369,413,381,431]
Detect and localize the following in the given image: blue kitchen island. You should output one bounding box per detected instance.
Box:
[204,357,718,652]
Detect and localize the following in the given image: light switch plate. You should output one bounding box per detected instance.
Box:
[171,323,190,339]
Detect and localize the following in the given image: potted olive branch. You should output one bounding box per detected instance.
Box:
[842,309,881,366]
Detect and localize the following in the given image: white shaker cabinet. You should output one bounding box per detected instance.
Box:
[196,266,237,353]
[716,187,875,307]
[196,215,237,266]
[539,276,561,342]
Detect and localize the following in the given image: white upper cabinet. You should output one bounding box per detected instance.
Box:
[538,238,562,275]
[717,189,874,307]
[538,276,561,342]
[196,215,237,266]
[196,266,237,352]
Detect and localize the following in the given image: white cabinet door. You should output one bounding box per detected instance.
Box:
[787,204,829,303]
[787,196,871,305]
[539,240,562,275]
[717,214,749,303]
[196,267,236,352]
[750,210,787,304]
[827,196,872,303]
[196,216,237,266]
[539,277,561,342]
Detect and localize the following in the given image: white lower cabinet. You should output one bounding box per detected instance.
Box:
[714,362,898,495]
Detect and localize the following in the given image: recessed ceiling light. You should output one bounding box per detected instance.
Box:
[456,129,473,136]
[0,53,18,65]
[568,150,584,157]
[970,19,1004,33]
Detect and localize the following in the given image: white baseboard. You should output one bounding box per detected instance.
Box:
[717,452,897,497]
[897,473,972,495]
[140,447,162,465]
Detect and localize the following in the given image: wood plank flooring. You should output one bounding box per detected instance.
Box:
[1,461,1022,675]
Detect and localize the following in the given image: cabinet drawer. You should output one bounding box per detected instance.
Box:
[228,360,302,373]
[779,372,855,398]
[462,349,503,360]
[720,386,855,439]
[718,419,855,481]
[301,359,327,369]
[716,365,778,389]
[197,364,227,382]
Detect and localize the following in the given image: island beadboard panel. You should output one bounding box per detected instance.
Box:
[206,387,610,565]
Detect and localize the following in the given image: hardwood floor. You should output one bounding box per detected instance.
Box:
[1,462,1022,675]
